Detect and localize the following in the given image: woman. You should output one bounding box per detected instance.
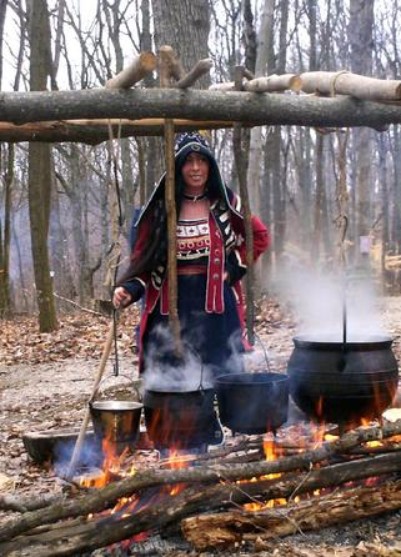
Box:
[113,132,269,448]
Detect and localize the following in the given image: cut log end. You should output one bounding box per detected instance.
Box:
[105,51,157,89]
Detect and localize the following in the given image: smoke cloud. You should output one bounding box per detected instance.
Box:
[271,264,386,341]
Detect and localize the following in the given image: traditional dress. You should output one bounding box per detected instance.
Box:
[117,133,269,447]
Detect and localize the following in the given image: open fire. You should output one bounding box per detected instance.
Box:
[22,404,395,555]
[45,409,401,549]
[5,374,401,556]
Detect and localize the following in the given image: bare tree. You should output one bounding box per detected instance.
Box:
[0,0,12,316]
[27,0,58,331]
[269,0,289,262]
[349,0,375,266]
[0,144,13,316]
[152,0,210,85]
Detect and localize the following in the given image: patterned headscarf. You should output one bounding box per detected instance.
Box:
[135,130,240,229]
[174,132,211,154]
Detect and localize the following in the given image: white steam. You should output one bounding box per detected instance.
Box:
[142,323,245,391]
[271,265,386,341]
[143,324,214,392]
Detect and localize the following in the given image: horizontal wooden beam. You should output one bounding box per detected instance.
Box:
[0,118,238,145]
[0,88,400,143]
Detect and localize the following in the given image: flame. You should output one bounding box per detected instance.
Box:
[313,422,328,445]
[79,469,109,489]
[160,447,193,496]
[243,435,284,511]
[262,437,283,479]
[79,432,136,489]
[79,400,401,546]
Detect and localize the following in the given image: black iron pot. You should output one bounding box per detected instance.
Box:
[143,388,217,450]
[215,372,289,435]
[287,335,399,426]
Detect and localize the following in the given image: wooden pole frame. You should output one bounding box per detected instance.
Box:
[159,46,183,355]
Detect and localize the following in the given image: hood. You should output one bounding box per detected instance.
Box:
[135,132,242,226]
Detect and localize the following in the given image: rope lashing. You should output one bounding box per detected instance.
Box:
[330,70,349,97]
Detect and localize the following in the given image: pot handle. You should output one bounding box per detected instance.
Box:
[253,333,272,373]
[181,345,207,392]
[92,374,143,403]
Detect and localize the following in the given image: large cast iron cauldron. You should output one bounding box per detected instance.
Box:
[287,335,399,426]
[215,372,289,435]
[143,388,220,450]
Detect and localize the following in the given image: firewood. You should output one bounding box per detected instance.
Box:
[105,52,157,89]
[209,73,302,92]
[158,45,185,83]
[175,59,213,89]
[244,74,302,93]
[0,494,66,513]
[1,420,401,544]
[181,478,401,550]
[1,452,401,556]
[300,70,401,100]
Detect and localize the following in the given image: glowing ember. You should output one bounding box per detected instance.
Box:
[77,468,108,489]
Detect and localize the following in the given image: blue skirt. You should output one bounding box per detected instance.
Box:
[142,275,244,383]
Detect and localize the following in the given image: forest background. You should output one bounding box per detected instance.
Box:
[0,0,400,333]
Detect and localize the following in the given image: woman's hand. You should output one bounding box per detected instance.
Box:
[113,287,133,309]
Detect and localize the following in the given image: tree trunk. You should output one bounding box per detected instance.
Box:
[49,183,76,304]
[392,126,401,257]
[0,143,13,316]
[153,0,210,88]
[349,0,375,266]
[28,0,57,331]
[270,0,289,267]
[313,133,325,262]
[28,142,58,331]
[271,127,285,260]
[245,0,274,299]
[378,135,389,291]
[0,0,8,85]
[0,2,13,315]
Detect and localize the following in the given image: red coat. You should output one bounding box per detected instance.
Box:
[233,215,270,350]
[127,194,269,363]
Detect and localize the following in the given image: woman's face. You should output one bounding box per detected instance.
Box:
[181,152,210,190]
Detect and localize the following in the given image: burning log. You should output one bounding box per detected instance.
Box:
[0,494,67,513]
[0,422,401,554]
[2,420,401,543]
[181,477,401,550]
[1,451,401,556]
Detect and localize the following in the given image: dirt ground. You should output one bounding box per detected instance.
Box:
[1,296,401,556]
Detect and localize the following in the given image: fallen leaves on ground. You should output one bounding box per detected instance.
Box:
[0,308,141,366]
[0,298,291,366]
